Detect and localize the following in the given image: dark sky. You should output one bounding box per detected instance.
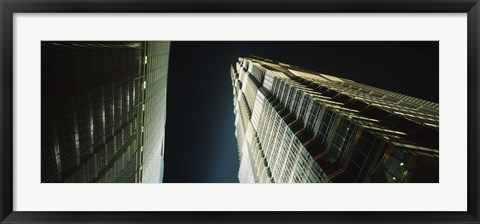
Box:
[163,41,439,183]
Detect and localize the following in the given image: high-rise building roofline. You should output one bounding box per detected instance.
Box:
[231,56,438,183]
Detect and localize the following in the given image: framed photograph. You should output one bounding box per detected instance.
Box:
[1,0,479,223]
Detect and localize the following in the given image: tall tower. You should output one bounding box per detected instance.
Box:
[231,56,439,183]
[41,41,170,183]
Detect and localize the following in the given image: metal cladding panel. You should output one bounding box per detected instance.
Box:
[142,42,170,183]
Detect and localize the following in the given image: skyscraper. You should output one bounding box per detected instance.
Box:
[41,41,170,183]
[231,56,439,183]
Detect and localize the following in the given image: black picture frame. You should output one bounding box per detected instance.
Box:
[1,1,479,223]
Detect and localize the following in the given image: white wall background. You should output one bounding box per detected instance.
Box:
[14,13,467,211]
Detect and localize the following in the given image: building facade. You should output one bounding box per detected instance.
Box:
[231,56,439,183]
[41,41,170,183]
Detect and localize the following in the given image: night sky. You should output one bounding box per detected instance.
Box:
[163,41,439,183]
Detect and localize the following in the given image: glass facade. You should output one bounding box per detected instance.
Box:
[41,41,170,183]
[231,56,439,183]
